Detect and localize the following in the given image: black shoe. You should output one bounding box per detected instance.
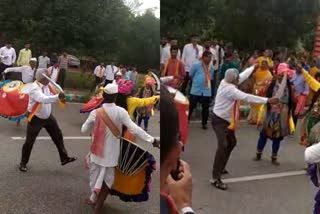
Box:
[211,179,227,190]
[222,169,229,174]
[271,157,280,166]
[19,163,27,172]
[61,157,77,166]
[253,152,262,161]
[202,124,207,130]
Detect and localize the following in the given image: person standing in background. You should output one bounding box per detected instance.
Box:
[105,62,118,85]
[47,57,60,83]
[0,42,16,76]
[38,51,50,68]
[160,36,181,71]
[93,62,106,86]
[17,43,32,66]
[181,34,204,95]
[58,52,69,89]
[188,51,214,130]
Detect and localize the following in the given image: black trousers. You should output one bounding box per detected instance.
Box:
[21,115,69,165]
[188,94,211,126]
[95,76,103,85]
[181,72,192,95]
[58,68,66,89]
[211,114,237,179]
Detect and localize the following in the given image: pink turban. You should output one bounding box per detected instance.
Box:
[116,79,134,95]
[276,63,294,78]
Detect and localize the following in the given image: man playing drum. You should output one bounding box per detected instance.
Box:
[81,83,159,213]
[3,58,37,83]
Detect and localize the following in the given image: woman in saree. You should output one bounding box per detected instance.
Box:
[247,60,273,124]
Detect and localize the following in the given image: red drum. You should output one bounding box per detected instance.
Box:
[167,86,189,145]
[0,80,29,120]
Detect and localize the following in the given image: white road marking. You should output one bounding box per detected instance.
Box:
[12,136,90,140]
[209,170,306,184]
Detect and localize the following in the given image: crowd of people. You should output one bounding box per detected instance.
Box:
[160,34,320,213]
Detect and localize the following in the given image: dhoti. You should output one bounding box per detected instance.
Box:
[87,156,115,203]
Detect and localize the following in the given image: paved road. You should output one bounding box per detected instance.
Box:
[0,103,160,214]
[184,120,314,214]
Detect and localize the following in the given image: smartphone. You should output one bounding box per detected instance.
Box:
[170,158,181,180]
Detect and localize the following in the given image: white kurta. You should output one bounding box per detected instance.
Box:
[48,66,60,83]
[4,65,35,83]
[81,103,154,167]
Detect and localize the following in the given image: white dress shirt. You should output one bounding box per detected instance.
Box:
[160,44,181,64]
[48,66,60,82]
[213,45,224,69]
[105,65,119,81]
[213,66,268,122]
[81,103,154,167]
[28,82,59,119]
[182,43,204,72]
[0,46,16,65]
[208,47,218,70]
[4,65,35,83]
[38,56,50,68]
[93,65,106,78]
[305,143,320,164]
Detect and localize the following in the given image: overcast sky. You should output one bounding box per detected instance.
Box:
[138,0,160,18]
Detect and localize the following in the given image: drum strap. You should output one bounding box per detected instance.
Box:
[96,107,120,138]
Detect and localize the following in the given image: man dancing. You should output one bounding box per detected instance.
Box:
[210,65,279,190]
[81,83,159,213]
[19,68,76,172]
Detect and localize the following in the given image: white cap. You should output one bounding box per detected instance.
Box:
[104,83,118,94]
[30,58,37,62]
[115,71,122,76]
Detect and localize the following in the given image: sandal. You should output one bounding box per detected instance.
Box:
[61,157,77,166]
[211,179,227,190]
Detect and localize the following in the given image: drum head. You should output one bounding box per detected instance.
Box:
[21,83,34,94]
[2,81,23,93]
[118,139,149,176]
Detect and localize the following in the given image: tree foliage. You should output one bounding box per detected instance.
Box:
[0,0,159,70]
[161,0,320,51]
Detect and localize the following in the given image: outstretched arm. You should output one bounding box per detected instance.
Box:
[239,65,256,84]
[121,109,154,143]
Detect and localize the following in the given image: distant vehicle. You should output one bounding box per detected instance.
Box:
[68,55,80,67]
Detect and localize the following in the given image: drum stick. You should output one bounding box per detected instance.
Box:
[42,73,64,93]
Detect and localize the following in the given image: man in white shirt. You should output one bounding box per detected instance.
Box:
[3,58,37,83]
[19,68,76,172]
[160,36,168,62]
[47,57,60,83]
[93,62,106,86]
[210,66,279,190]
[160,37,181,71]
[181,34,204,94]
[81,83,159,212]
[104,62,119,85]
[212,39,224,70]
[0,42,16,76]
[38,51,50,68]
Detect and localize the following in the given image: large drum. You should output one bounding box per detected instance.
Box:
[111,137,156,202]
[0,80,29,121]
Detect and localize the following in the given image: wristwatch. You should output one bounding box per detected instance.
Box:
[181,207,194,214]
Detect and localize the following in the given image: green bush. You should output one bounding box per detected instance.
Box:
[65,71,95,90]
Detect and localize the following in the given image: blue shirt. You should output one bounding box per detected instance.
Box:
[189,60,214,97]
[290,72,309,95]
